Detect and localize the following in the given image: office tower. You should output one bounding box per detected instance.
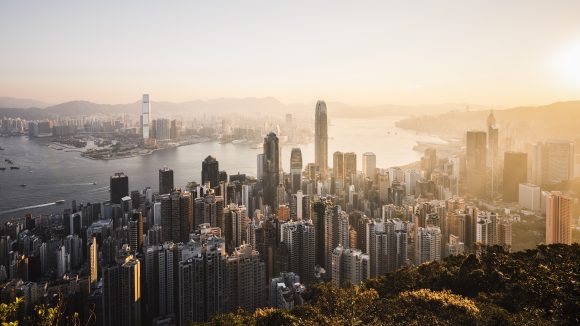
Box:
[343,152,357,183]
[546,191,573,244]
[160,190,193,243]
[255,218,279,283]
[519,183,541,211]
[263,132,280,209]
[331,244,370,288]
[466,131,487,197]
[193,191,225,231]
[224,204,247,252]
[540,140,575,185]
[362,152,376,179]
[315,100,328,178]
[503,152,527,202]
[202,155,219,188]
[405,169,422,196]
[170,119,178,139]
[290,190,311,221]
[110,172,129,205]
[225,244,266,311]
[257,154,265,180]
[421,148,437,179]
[145,243,177,319]
[290,148,303,194]
[416,226,442,264]
[366,219,408,277]
[281,219,316,285]
[378,172,390,203]
[269,272,304,310]
[103,255,141,326]
[88,236,97,291]
[142,94,150,139]
[159,167,174,195]
[333,151,344,180]
[155,118,171,141]
[128,212,144,253]
[178,239,226,324]
[445,234,465,257]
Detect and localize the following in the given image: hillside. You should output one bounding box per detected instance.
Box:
[208,244,580,325]
[396,100,580,142]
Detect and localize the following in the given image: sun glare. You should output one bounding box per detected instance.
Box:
[556,41,580,87]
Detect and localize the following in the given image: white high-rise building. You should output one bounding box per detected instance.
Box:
[416,226,441,264]
[331,244,370,287]
[142,94,151,139]
[362,152,376,178]
[519,183,541,211]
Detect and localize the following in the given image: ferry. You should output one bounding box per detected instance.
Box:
[55,200,66,204]
[10,166,19,170]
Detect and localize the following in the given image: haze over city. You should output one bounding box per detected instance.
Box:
[1,1,580,107]
[1,2,579,325]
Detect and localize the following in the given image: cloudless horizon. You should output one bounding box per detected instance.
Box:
[2,1,580,107]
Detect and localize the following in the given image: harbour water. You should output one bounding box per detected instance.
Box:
[0,116,444,217]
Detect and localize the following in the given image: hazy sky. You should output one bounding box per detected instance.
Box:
[1,0,580,107]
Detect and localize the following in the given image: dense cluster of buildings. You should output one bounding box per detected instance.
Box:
[0,102,576,325]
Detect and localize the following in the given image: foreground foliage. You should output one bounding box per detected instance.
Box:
[207,244,580,325]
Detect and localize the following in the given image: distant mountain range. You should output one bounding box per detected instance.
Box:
[0,96,487,120]
[396,100,580,141]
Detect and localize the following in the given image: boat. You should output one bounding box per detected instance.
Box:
[10,166,19,170]
[92,182,97,185]
[55,200,66,204]
[19,184,26,187]
[0,147,4,150]
[0,167,5,171]
[5,159,13,164]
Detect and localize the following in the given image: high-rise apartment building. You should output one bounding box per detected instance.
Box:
[225,244,266,311]
[466,131,487,197]
[362,152,376,179]
[280,219,316,285]
[331,244,369,287]
[546,191,573,244]
[416,226,442,264]
[290,148,303,194]
[160,190,193,243]
[519,183,541,211]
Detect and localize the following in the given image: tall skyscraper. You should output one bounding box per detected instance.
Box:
[546,191,572,244]
[225,244,266,311]
[503,152,527,202]
[487,111,499,196]
[343,152,357,183]
[466,131,487,197]
[333,151,344,179]
[145,242,177,319]
[142,94,150,139]
[280,219,316,285]
[421,148,437,179]
[110,172,129,205]
[362,152,376,179]
[159,167,174,195]
[160,190,193,243]
[290,148,303,194]
[103,255,142,326]
[540,140,575,185]
[88,236,97,291]
[263,132,280,209]
[202,155,219,188]
[315,100,328,178]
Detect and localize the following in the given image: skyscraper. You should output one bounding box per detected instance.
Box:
[331,244,369,288]
[487,111,499,196]
[103,255,142,326]
[333,151,344,179]
[540,140,575,185]
[110,172,129,205]
[503,152,527,203]
[290,148,303,194]
[546,191,572,244]
[159,167,174,195]
[160,190,193,243]
[280,219,316,285]
[362,152,376,179]
[88,236,97,292]
[263,132,280,209]
[202,155,219,188]
[225,244,266,311]
[141,94,150,140]
[416,226,442,264]
[343,152,357,183]
[466,131,487,197]
[315,100,328,178]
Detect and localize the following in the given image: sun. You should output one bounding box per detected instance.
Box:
[555,41,580,87]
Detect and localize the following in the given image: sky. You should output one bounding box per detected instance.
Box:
[1,0,580,107]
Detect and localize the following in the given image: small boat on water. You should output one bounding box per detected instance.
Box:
[0,167,5,171]
[19,184,26,187]
[10,166,20,170]
[55,200,66,204]
[5,159,13,164]
[92,182,98,185]
[0,147,4,150]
